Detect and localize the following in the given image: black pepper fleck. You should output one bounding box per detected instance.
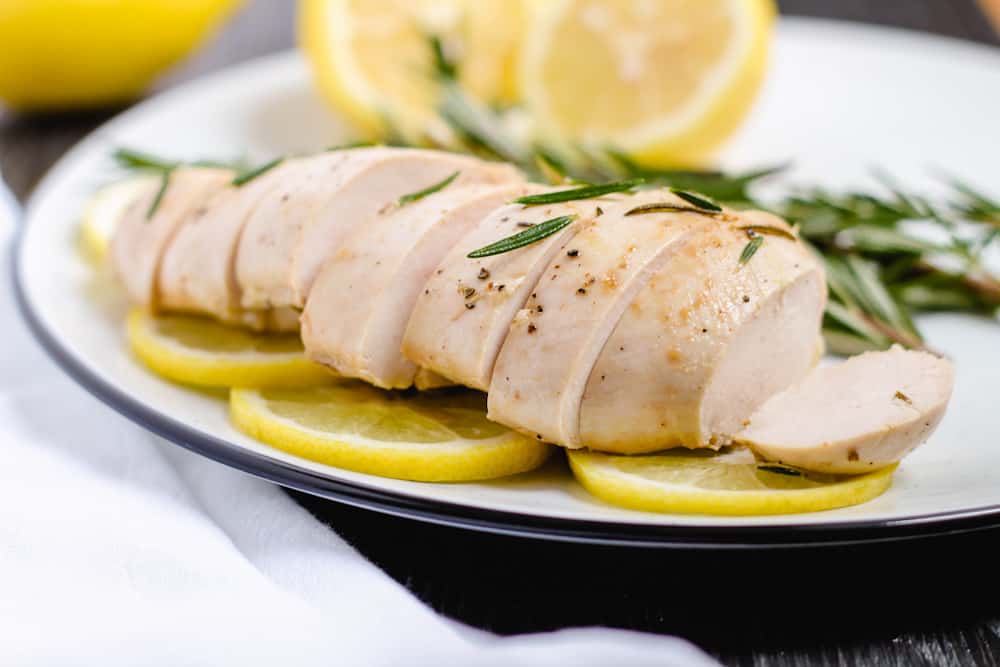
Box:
[596,206,604,216]
[478,268,490,280]
[465,303,476,310]
[536,305,544,313]
[527,324,537,334]
[463,287,476,299]
[567,249,579,257]
[742,295,750,303]
[517,221,534,228]
[577,288,587,295]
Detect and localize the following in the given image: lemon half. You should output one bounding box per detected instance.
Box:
[127,310,335,389]
[568,449,894,515]
[231,385,552,481]
[519,0,776,167]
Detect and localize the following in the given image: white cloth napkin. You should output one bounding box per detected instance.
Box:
[0,175,715,667]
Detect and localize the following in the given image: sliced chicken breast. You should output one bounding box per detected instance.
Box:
[235,151,361,311]
[236,147,523,312]
[302,183,530,389]
[487,191,726,447]
[402,192,610,391]
[576,215,826,453]
[158,159,320,329]
[737,346,954,473]
[110,167,233,309]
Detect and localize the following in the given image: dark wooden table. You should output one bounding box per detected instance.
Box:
[4,2,999,665]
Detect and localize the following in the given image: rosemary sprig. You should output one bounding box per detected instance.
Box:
[513,179,644,206]
[232,157,284,187]
[467,215,577,258]
[398,171,460,205]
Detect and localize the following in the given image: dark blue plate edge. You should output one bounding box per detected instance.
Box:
[11,225,1000,549]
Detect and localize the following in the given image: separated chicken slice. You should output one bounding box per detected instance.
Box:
[302,183,530,389]
[111,167,234,309]
[576,215,826,454]
[402,192,611,391]
[487,190,724,447]
[158,158,322,329]
[236,147,523,312]
[737,346,954,473]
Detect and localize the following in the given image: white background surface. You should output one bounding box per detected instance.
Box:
[16,19,1000,532]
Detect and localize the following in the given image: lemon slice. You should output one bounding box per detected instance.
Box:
[80,175,157,263]
[231,384,552,481]
[519,0,776,167]
[568,449,894,515]
[300,0,524,138]
[127,309,335,389]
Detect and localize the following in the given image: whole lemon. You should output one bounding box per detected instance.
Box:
[0,0,242,111]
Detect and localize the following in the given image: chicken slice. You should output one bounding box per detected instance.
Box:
[302,183,530,389]
[487,190,723,447]
[235,151,366,311]
[576,215,826,453]
[402,192,612,391]
[236,147,523,312]
[158,159,321,329]
[110,167,234,309]
[737,346,954,473]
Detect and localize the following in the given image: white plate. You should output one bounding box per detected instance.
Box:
[14,19,1000,547]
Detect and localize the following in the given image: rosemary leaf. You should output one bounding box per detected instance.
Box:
[327,140,378,151]
[398,171,460,205]
[739,235,764,265]
[838,224,944,255]
[844,254,922,342]
[670,188,722,212]
[757,464,803,477]
[114,148,178,172]
[232,158,284,187]
[534,149,570,185]
[823,300,890,348]
[146,169,173,220]
[467,215,577,258]
[429,34,458,81]
[513,179,644,206]
[624,202,713,216]
[822,328,885,356]
[737,224,797,241]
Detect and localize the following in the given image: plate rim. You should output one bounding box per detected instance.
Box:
[14,248,1000,548]
[13,18,1000,548]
